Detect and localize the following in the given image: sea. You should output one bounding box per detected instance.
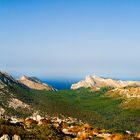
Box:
[42,79,80,90]
[42,77,140,90]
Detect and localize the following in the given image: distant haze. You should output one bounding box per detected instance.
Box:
[0,0,140,79]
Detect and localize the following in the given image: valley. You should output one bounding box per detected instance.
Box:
[0,72,140,139]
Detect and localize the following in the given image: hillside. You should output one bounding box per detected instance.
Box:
[19,76,56,91]
[0,71,28,89]
[27,88,140,133]
[106,86,140,109]
[0,72,140,135]
[0,71,33,117]
[0,72,58,117]
[71,75,140,90]
[1,114,140,140]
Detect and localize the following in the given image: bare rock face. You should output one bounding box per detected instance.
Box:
[71,75,140,90]
[19,76,56,91]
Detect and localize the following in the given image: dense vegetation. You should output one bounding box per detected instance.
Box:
[4,86,140,133]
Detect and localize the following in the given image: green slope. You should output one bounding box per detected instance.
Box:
[23,88,140,133]
[2,84,140,132]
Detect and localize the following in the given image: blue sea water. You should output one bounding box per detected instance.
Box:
[42,77,140,90]
[42,79,79,90]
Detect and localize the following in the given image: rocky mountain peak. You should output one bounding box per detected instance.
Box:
[20,75,27,81]
[85,75,94,83]
[20,76,42,83]
[71,75,140,90]
[0,71,17,85]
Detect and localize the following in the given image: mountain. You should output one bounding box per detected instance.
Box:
[0,71,28,89]
[19,76,56,91]
[0,72,58,117]
[71,75,140,90]
[0,71,140,135]
[0,71,31,117]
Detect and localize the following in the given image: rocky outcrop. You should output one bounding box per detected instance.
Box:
[0,114,140,140]
[8,98,30,109]
[107,87,140,99]
[0,107,5,116]
[12,135,21,140]
[19,76,56,91]
[7,115,140,140]
[0,134,10,140]
[71,75,140,90]
[0,135,21,140]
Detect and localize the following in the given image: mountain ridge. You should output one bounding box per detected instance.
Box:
[19,75,56,91]
[0,71,56,117]
[0,71,32,117]
[0,71,28,90]
[71,75,140,90]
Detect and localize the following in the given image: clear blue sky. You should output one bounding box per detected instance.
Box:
[0,0,140,79]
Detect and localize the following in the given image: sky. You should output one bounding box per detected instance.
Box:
[0,0,140,80]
